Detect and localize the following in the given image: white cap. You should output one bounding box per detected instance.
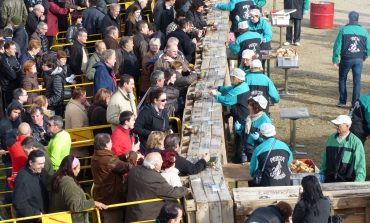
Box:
[238,21,249,30]
[230,68,246,81]
[251,59,262,68]
[259,123,276,137]
[242,49,255,59]
[331,115,352,125]
[252,95,267,109]
[250,9,261,16]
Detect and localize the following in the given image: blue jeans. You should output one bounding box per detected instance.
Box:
[339,58,363,106]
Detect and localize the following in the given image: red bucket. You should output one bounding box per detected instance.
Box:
[310,1,334,29]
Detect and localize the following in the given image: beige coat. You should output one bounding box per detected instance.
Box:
[64,99,89,129]
[106,87,137,131]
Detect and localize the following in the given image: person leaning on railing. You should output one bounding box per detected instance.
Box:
[50,155,107,223]
[91,133,132,223]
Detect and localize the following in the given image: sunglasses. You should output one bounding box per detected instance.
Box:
[159,98,167,102]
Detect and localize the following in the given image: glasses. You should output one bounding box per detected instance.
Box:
[159,98,167,102]
[22,94,28,97]
[47,123,54,127]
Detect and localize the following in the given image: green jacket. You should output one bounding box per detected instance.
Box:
[214,0,265,11]
[47,130,71,170]
[332,23,370,64]
[320,132,366,182]
[1,0,28,26]
[50,176,95,223]
[215,82,250,106]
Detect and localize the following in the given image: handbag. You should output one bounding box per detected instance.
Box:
[253,139,276,185]
[327,198,342,223]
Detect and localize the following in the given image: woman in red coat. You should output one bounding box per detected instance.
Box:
[111,111,140,158]
[46,0,71,45]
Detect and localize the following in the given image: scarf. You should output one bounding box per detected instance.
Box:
[245,111,264,134]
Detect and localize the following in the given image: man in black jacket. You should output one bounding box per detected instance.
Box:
[153,0,176,34]
[68,28,88,75]
[133,20,150,65]
[118,36,141,83]
[164,134,209,175]
[167,19,197,63]
[13,149,48,218]
[25,4,45,36]
[0,41,22,107]
[10,16,29,55]
[101,3,121,36]
[82,0,105,35]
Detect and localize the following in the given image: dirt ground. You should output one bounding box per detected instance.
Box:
[262,0,370,172]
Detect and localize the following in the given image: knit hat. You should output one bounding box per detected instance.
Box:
[259,123,276,137]
[348,11,359,22]
[238,21,249,30]
[251,95,267,109]
[242,49,255,59]
[11,16,22,26]
[331,115,352,125]
[250,9,261,17]
[230,68,246,81]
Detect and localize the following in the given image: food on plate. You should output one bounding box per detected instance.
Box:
[289,160,314,173]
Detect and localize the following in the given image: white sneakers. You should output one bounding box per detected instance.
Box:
[284,42,301,46]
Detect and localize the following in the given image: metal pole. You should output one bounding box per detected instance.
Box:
[285,68,289,93]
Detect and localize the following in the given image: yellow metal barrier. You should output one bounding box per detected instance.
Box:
[169,116,182,136]
[0,198,183,223]
[0,204,15,219]
[67,124,112,148]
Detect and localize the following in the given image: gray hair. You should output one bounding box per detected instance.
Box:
[101,49,116,61]
[50,115,64,129]
[167,37,179,45]
[33,4,44,12]
[149,38,161,46]
[150,70,165,86]
[105,26,118,36]
[37,22,47,31]
[143,152,162,169]
[110,3,120,10]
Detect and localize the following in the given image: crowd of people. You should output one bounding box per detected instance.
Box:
[0,0,369,222]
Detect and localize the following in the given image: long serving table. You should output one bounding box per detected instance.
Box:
[180,3,235,223]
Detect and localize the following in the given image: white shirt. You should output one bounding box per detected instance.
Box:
[161,167,182,187]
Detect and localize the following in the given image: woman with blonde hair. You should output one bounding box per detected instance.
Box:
[22,60,40,104]
[146,131,166,154]
[33,95,52,117]
[124,5,142,36]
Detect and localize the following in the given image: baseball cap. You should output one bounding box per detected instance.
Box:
[331,115,352,125]
[238,21,249,30]
[259,123,276,137]
[230,68,246,81]
[252,95,267,109]
[242,49,255,59]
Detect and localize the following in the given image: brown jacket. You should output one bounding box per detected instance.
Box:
[22,73,39,104]
[125,165,187,222]
[91,149,131,205]
[64,99,89,129]
[140,50,156,94]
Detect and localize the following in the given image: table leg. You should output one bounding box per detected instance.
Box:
[279,69,297,97]
[279,27,282,48]
[267,59,271,78]
[291,119,307,155]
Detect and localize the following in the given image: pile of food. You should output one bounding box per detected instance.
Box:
[289,159,315,173]
[276,48,298,57]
